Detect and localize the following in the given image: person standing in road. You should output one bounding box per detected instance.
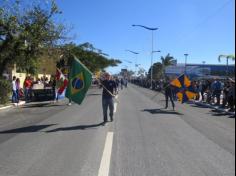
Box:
[101,73,117,123]
[164,78,175,111]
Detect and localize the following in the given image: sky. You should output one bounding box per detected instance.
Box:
[55,0,235,74]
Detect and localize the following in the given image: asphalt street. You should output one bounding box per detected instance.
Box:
[0,85,235,176]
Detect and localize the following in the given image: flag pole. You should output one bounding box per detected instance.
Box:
[67,60,72,104]
[73,55,93,76]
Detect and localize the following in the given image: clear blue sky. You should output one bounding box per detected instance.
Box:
[56,0,235,74]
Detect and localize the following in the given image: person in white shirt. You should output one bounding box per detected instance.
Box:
[12,76,18,103]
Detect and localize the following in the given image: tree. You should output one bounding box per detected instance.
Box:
[0,0,65,76]
[161,53,176,76]
[148,53,176,80]
[56,42,122,73]
[148,62,163,80]
[218,54,235,62]
[218,54,235,76]
[137,67,146,77]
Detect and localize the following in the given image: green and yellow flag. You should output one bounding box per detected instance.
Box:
[66,57,93,105]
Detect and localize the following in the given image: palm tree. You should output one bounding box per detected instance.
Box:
[218,54,235,76]
[161,53,176,77]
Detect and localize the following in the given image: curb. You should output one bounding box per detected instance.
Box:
[0,101,26,111]
[194,101,235,116]
[0,105,12,110]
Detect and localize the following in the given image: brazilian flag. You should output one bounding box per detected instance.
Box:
[170,74,196,103]
[66,57,93,105]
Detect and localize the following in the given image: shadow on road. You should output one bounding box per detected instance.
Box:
[45,122,106,133]
[22,103,65,109]
[209,110,235,118]
[142,109,184,115]
[0,124,57,134]
[191,105,212,109]
[87,93,102,96]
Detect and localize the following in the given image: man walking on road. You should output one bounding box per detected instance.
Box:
[101,73,117,123]
[164,78,175,111]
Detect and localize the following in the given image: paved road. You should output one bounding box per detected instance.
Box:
[0,85,235,176]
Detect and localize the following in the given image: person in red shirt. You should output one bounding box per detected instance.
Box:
[24,76,32,102]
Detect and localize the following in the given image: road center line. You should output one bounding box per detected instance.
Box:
[114,103,118,113]
[98,132,114,176]
[114,95,119,113]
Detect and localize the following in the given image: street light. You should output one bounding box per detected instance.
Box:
[152,50,161,53]
[132,24,158,89]
[184,53,189,75]
[125,49,139,76]
[124,60,132,64]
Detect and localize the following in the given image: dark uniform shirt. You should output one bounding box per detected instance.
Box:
[102,80,117,99]
[164,82,172,95]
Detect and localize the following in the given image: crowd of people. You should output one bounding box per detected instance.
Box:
[11,73,235,113]
[131,77,235,112]
[11,75,56,104]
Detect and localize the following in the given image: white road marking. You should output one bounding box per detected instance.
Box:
[98,132,114,176]
[114,95,118,113]
[114,103,118,113]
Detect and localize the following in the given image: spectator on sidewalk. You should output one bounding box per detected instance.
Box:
[11,76,18,104]
[16,78,21,102]
[24,76,32,103]
[228,81,235,112]
[211,79,222,105]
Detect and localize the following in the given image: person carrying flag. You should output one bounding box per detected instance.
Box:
[170,74,197,104]
[101,73,117,123]
[55,68,68,102]
[66,56,93,106]
[164,77,175,111]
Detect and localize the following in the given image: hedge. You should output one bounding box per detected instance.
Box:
[0,79,11,104]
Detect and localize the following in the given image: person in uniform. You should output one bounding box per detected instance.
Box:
[101,73,117,123]
[164,78,175,111]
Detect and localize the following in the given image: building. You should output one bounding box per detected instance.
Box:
[166,63,235,78]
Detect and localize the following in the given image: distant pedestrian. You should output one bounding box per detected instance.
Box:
[11,76,18,104]
[24,76,32,103]
[101,73,117,123]
[16,78,21,102]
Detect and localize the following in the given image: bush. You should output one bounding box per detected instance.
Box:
[0,79,11,104]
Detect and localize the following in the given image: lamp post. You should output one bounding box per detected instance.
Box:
[184,53,189,75]
[132,24,158,89]
[125,49,139,76]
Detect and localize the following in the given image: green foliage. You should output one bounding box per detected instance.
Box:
[0,0,65,75]
[0,79,11,104]
[148,62,163,80]
[57,43,122,73]
[148,53,176,80]
[0,0,121,75]
[218,54,235,62]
